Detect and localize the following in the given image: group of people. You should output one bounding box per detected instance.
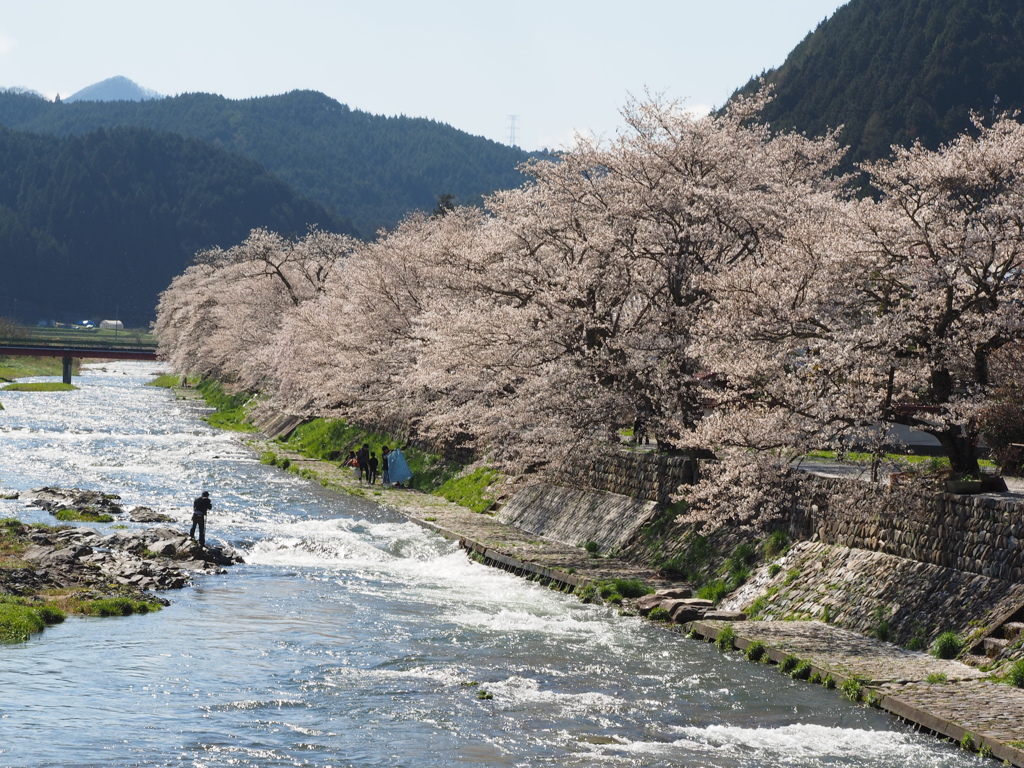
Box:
[346,443,412,487]
[188,443,414,547]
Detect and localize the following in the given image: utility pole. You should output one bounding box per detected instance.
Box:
[507,115,518,148]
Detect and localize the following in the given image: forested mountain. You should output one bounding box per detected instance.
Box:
[0,124,344,325]
[735,0,1024,167]
[65,76,162,103]
[0,88,533,236]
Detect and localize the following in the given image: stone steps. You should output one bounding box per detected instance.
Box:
[984,637,1009,657]
[1005,622,1024,641]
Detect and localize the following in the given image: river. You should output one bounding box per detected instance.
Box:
[0,362,981,767]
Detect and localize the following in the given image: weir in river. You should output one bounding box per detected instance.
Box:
[0,362,980,767]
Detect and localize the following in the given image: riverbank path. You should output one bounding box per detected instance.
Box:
[240,427,1024,767]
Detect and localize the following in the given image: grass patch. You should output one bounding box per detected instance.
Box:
[930,631,964,660]
[145,374,181,388]
[697,579,730,603]
[715,625,735,651]
[926,672,947,684]
[2,382,78,392]
[745,641,768,662]
[841,675,866,702]
[0,355,75,381]
[281,417,460,492]
[436,467,499,513]
[77,597,162,616]
[0,599,66,644]
[763,530,790,559]
[790,660,813,680]
[53,508,114,523]
[779,655,800,675]
[1005,659,1024,688]
[196,378,258,432]
[648,606,672,622]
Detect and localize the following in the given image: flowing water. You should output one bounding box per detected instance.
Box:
[0,363,982,768]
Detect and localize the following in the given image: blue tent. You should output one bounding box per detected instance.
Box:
[388,449,412,486]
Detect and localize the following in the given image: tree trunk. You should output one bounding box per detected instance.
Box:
[932,425,980,476]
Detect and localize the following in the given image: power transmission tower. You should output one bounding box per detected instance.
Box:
[507,115,518,148]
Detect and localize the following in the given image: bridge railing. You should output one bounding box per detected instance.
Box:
[0,329,157,353]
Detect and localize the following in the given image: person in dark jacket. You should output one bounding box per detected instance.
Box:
[356,443,370,483]
[190,491,212,546]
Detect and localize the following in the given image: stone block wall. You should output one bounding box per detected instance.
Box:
[550,450,695,505]
[496,450,695,553]
[722,541,1024,648]
[496,484,658,552]
[797,476,1024,582]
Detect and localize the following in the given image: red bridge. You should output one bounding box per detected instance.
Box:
[0,340,158,383]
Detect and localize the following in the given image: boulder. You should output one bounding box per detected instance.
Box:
[129,507,174,523]
[703,610,747,621]
[670,604,706,624]
[654,586,693,600]
[676,598,715,608]
[635,594,667,615]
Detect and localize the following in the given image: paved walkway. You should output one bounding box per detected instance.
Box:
[249,438,669,587]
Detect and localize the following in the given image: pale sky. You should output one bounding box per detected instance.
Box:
[0,1,849,151]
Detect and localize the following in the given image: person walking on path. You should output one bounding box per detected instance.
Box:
[388,447,413,488]
[190,491,212,546]
[381,446,391,486]
[356,443,370,483]
[368,452,379,484]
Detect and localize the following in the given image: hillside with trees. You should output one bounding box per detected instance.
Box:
[0,124,345,325]
[0,88,534,236]
[735,0,1024,167]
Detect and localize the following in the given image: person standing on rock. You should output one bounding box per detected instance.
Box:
[190,491,212,546]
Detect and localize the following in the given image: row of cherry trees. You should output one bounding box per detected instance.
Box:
[155,93,1024,527]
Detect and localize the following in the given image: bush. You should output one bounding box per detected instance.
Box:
[1006,659,1024,688]
[790,660,813,680]
[606,579,652,599]
[764,530,790,558]
[715,625,735,651]
[647,607,672,622]
[583,540,602,558]
[841,676,865,702]
[779,654,800,675]
[697,579,730,603]
[930,631,964,660]
[745,640,767,662]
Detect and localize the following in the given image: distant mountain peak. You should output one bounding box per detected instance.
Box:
[65,76,163,103]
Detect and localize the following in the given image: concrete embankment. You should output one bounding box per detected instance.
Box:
[688,619,1024,766]
[247,433,1024,764]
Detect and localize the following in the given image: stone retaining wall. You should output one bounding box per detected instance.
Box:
[495,450,695,553]
[496,484,658,552]
[798,476,1024,581]
[722,540,1024,648]
[550,450,695,505]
